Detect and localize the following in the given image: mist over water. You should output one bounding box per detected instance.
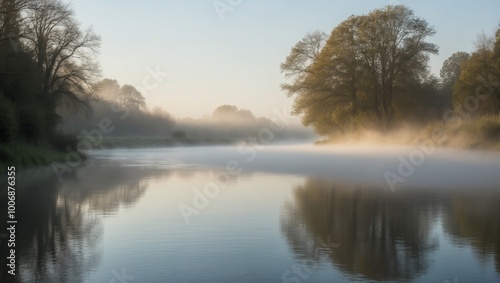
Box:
[3,145,500,283]
[90,144,500,191]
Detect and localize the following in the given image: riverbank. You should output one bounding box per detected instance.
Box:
[0,136,255,171]
[4,115,500,170]
[319,115,500,151]
[0,137,238,169]
[0,143,84,169]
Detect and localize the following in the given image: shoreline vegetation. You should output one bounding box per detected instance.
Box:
[3,113,500,170]
[0,138,235,169]
[1,3,499,170]
[0,143,81,169]
[1,114,500,169]
[317,114,500,151]
[281,6,500,152]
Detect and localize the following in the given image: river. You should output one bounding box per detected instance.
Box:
[2,144,500,282]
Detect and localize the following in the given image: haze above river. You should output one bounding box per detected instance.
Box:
[3,144,500,282]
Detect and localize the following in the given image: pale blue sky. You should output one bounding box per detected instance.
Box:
[70,0,500,119]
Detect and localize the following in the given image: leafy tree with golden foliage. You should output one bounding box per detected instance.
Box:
[439,52,470,109]
[453,28,500,116]
[282,5,439,135]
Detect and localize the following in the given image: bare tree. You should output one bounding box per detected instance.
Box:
[0,0,29,39]
[22,0,100,109]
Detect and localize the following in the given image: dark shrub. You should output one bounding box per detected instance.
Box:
[0,94,18,144]
[51,133,79,151]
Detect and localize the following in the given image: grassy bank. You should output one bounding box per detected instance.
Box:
[320,114,500,151]
[0,137,237,169]
[0,143,83,169]
[423,114,500,150]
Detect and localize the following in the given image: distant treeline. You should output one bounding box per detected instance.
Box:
[60,78,175,137]
[174,105,315,142]
[61,89,315,145]
[282,5,500,136]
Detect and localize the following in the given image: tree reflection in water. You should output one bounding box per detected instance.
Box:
[282,178,500,281]
[442,191,500,273]
[281,178,439,282]
[0,165,166,283]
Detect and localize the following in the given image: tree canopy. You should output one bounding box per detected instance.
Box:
[453,28,500,115]
[282,5,439,134]
[212,104,255,121]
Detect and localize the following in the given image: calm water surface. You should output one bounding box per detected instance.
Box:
[1,145,500,282]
